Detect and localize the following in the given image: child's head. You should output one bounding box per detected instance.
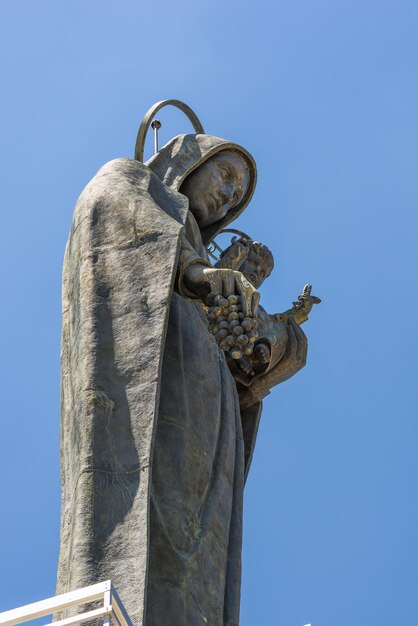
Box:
[239,241,274,288]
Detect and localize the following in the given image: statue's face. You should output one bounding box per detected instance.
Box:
[240,249,273,288]
[180,150,250,229]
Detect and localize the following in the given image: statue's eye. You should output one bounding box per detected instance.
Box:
[220,166,230,179]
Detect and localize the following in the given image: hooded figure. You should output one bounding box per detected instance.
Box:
[56,134,263,626]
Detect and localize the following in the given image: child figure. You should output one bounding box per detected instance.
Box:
[216,237,320,379]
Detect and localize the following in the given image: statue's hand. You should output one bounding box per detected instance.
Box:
[183,264,259,317]
[295,284,321,315]
[236,356,254,375]
[253,342,271,364]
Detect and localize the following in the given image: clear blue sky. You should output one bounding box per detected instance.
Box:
[1,1,417,625]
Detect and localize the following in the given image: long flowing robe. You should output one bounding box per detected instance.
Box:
[56,134,265,626]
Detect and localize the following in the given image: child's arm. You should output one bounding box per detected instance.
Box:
[214,238,250,270]
[272,284,321,325]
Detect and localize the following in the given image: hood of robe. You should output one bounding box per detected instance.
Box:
[146,134,257,244]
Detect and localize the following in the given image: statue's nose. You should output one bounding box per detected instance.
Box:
[219,182,235,200]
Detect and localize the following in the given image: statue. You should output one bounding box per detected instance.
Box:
[56,101,318,626]
[215,237,320,385]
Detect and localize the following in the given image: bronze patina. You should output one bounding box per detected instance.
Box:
[56,101,319,626]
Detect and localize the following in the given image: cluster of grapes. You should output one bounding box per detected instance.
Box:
[207,294,258,360]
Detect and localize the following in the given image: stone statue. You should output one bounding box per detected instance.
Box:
[56,101,317,626]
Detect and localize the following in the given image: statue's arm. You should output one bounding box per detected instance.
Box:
[231,308,285,380]
[271,284,321,325]
[237,318,308,409]
[177,230,213,298]
[177,233,259,317]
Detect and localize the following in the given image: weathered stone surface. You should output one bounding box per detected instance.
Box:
[56,133,309,626]
[57,157,187,624]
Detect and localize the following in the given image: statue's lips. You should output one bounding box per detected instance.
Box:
[192,195,220,225]
[208,193,220,212]
[208,192,234,214]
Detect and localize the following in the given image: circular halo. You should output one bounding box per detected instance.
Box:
[134,99,205,162]
[206,228,253,260]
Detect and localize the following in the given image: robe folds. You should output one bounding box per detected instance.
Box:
[56,134,262,626]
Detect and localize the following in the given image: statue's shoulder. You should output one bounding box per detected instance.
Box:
[92,157,154,188]
[97,157,147,174]
[72,157,188,231]
[78,158,169,206]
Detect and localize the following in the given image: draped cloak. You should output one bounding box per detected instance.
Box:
[56,134,264,626]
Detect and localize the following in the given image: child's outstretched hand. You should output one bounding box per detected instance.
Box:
[274,284,321,325]
[295,284,321,316]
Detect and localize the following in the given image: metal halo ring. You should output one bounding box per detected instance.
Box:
[134,99,205,162]
[217,228,253,242]
[206,229,254,260]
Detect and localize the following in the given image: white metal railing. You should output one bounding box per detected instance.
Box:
[0,581,133,626]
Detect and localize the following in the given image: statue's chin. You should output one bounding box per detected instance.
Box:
[190,205,211,229]
[189,198,231,229]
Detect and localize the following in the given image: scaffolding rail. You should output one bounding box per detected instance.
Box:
[0,581,133,626]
